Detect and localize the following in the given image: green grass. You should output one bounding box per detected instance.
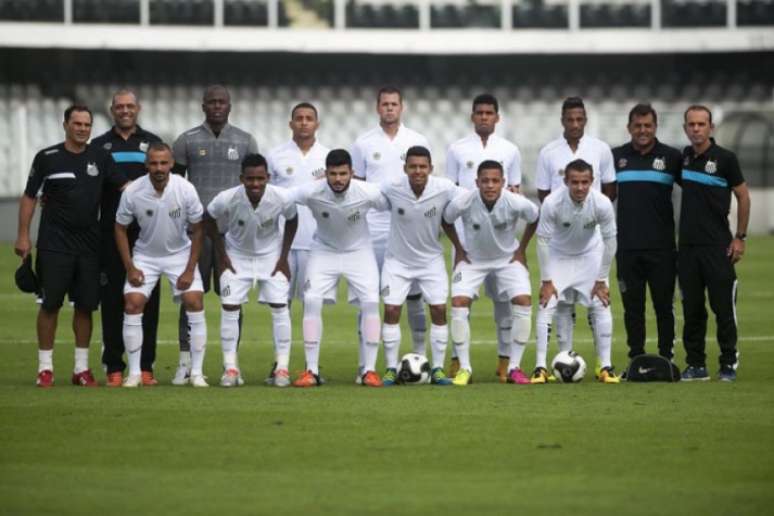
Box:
[1,239,773,516]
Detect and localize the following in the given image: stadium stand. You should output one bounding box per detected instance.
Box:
[0,0,64,21]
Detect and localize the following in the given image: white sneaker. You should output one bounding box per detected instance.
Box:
[355,367,364,385]
[190,374,209,388]
[220,368,244,388]
[273,368,291,388]
[122,375,142,388]
[171,364,191,385]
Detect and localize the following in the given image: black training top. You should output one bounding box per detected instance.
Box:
[679,139,745,247]
[24,142,128,254]
[613,139,682,251]
[91,125,161,234]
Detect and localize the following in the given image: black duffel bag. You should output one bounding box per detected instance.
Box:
[625,354,681,382]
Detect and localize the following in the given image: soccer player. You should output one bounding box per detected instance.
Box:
[445,93,523,382]
[534,159,620,384]
[351,87,430,373]
[115,143,208,388]
[92,89,163,387]
[171,85,258,384]
[205,153,298,387]
[612,104,682,362]
[533,96,617,381]
[290,149,388,387]
[679,105,750,382]
[443,160,539,386]
[15,104,127,387]
[379,146,460,386]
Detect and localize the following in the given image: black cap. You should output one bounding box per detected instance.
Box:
[15,255,38,294]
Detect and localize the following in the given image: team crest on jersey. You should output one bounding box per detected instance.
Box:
[653,157,666,171]
[322,211,329,218]
[146,209,154,217]
[381,285,390,296]
[472,223,480,231]
[617,158,627,169]
[373,152,381,160]
[198,149,207,157]
[348,210,361,223]
[103,142,112,150]
[261,219,272,228]
[139,141,149,153]
[423,206,437,218]
[705,160,717,174]
[397,208,405,215]
[452,272,462,283]
[286,166,294,175]
[222,285,230,297]
[227,147,240,161]
[583,220,596,229]
[169,207,182,219]
[86,162,99,176]
[312,167,325,179]
[494,222,507,230]
[466,161,474,169]
[237,219,245,226]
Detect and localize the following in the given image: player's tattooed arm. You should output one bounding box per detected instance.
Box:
[179,221,203,290]
[273,216,298,281]
[204,212,234,276]
[442,220,469,268]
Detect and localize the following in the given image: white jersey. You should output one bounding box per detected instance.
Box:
[267,139,329,250]
[350,124,430,233]
[116,174,203,257]
[445,133,522,190]
[291,179,388,253]
[537,187,616,256]
[207,184,297,258]
[535,135,616,192]
[381,175,460,267]
[444,189,539,262]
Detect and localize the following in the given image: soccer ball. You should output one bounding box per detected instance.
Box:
[397,353,431,385]
[551,350,587,383]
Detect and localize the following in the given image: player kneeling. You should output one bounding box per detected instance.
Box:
[444,160,539,386]
[205,154,298,387]
[534,159,620,384]
[115,143,209,387]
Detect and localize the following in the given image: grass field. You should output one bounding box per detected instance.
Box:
[1,238,773,516]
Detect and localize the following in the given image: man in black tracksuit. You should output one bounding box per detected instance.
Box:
[92,89,162,386]
[613,104,682,361]
[678,105,750,382]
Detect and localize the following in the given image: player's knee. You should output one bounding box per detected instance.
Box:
[512,295,531,307]
[451,296,471,308]
[182,293,203,312]
[123,296,146,315]
[383,304,401,324]
[222,304,240,311]
[450,306,469,345]
[303,295,323,317]
[428,304,446,325]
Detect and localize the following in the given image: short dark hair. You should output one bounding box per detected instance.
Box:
[477,160,504,177]
[326,149,352,168]
[628,103,658,125]
[64,104,92,123]
[561,96,585,115]
[241,153,268,173]
[406,145,431,164]
[291,102,318,120]
[472,93,499,113]
[146,141,173,157]
[377,86,402,104]
[684,104,713,124]
[565,158,594,177]
[203,84,230,102]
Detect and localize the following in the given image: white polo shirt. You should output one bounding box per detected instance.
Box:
[267,139,329,251]
[535,135,616,192]
[350,124,430,234]
[291,179,388,253]
[444,189,539,262]
[207,184,297,258]
[445,133,522,191]
[381,175,460,267]
[116,174,203,257]
[537,186,617,256]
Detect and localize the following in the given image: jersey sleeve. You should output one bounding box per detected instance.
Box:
[518,194,540,224]
[599,143,617,184]
[536,200,555,239]
[115,190,135,226]
[171,133,188,168]
[288,184,310,207]
[534,149,552,191]
[23,151,46,198]
[597,195,617,239]
[248,134,259,154]
[445,145,459,184]
[507,146,523,187]
[206,190,227,223]
[102,152,129,191]
[443,190,467,224]
[350,140,367,179]
[368,184,390,211]
[280,189,298,220]
[185,184,204,224]
[725,152,745,188]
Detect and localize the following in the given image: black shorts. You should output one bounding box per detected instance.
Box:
[36,249,100,311]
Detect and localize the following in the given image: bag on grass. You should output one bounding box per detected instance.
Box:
[625,354,680,382]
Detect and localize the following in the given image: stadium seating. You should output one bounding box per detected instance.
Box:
[662,0,726,27]
[74,0,140,23]
[580,2,651,28]
[150,0,214,25]
[0,0,63,21]
[738,0,774,25]
[513,0,568,28]
[348,1,419,28]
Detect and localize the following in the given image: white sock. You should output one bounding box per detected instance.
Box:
[73,347,90,374]
[494,300,512,358]
[406,297,427,354]
[187,310,207,377]
[509,304,532,371]
[123,313,143,376]
[220,308,240,370]
[302,296,323,375]
[536,302,556,370]
[555,302,575,352]
[450,306,471,372]
[592,303,614,369]
[179,350,191,368]
[356,310,365,374]
[271,306,292,370]
[361,302,381,372]
[382,323,401,370]
[430,324,449,370]
[38,349,53,373]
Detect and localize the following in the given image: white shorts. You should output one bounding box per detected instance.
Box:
[305,247,379,305]
[381,255,448,306]
[550,248,604,307]
[452,257,531,301]
[219,252,289,306]
[124,251,204,302]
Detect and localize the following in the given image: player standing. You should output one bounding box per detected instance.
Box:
[443,160,539,386]
[205,154,298,387]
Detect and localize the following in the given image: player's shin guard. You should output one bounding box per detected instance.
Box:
[302,296,323,375]
[220,308,240,370]
[555,302,575,352]
[271,306,292,370]
[382,323,401,370]
[406,297,427,354]
[361,302,381,372]
[187,310,207,377]
[494,300,512,358]
[430,324,449,370]
[509,304,532,371]
[536,303,556,370]
[591,302,613,369]
[123,313,143,376]
[450,307,471,371]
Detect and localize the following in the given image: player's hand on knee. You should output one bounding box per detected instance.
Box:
[14,236,31,259]
[539,281,557,307]
[591,281,610,307]
[218,255,236,275]
[511,249,527,267]
[177,269,194,290]
[272,258,291,281]
[453,248,471,268]
[127,266,144,287]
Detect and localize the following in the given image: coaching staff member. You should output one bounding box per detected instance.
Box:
[92,89,162,387]
[679,105,750,382]
[612,104,682,361]
[15,104,127,387]
[171,85,258,385]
